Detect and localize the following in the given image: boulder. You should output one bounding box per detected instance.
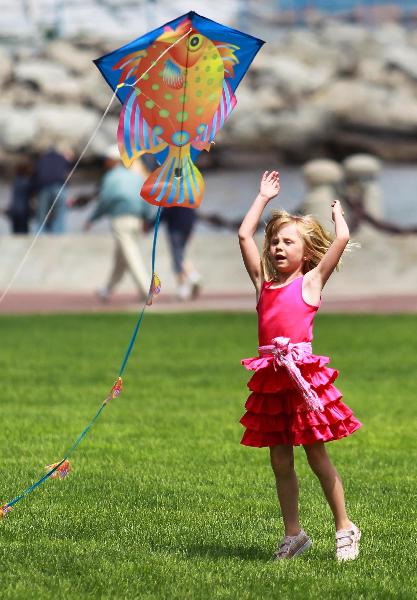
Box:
[0,107,37,150]
[383,45,417,82]
[269,106,334,150]
[313,80,417,131]
[15,60,69,91]
[80,71,118,111]
[254,53,332,96]
[44,40,94,75]
[33,104,99,153]
[0,47,12,86]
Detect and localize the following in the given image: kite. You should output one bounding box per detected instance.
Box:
[1,13,263,518]
[94,10,264,208]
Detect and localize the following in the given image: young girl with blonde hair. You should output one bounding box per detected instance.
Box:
[238,170,362,561]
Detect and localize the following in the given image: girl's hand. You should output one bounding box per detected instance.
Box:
[259,170,280,202]
[331,199,344,222]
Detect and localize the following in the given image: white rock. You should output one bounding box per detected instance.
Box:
[313,80,417,130]
[255,54,332,96]
[45,40,94,75]
[303,159,343,186]
[383,45,417,81]
[0,47,12,86]
[0,106,37,150]
[15,60,70,91]
[88,116,118,157]
[320,22,371,48]
[33,104,99,152]
[280,30,340,70]
[80,71,118,111]
[372,23,408,46]
[269,106,333,149]
[343,154,381,179]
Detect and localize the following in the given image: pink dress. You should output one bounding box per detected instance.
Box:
[240,276,362,447]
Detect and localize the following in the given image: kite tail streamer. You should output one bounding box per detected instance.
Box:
[1,210,162,518]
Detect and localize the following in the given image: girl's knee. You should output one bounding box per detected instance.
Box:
[270,445,295,477]
[304,442,332,475]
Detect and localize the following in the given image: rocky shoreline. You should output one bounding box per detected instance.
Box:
[2,21,417,171]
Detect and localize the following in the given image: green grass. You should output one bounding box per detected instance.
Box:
[0,312,416,600]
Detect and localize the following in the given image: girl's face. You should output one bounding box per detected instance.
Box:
[269,222,305,274]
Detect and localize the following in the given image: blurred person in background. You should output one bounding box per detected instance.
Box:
[6,157,35,234]
[33,144,73,234]
[161,206,201,301]
[83,145,152,303]
[136,153,202,301]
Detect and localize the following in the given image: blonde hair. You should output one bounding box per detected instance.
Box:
[262,210,348,281]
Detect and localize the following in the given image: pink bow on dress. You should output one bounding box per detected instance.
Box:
[262,336,324,412]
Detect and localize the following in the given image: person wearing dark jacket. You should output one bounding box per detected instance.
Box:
[6,159,34,233]
[33,146,72,233]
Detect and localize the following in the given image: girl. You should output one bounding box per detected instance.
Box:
[238,170,362,562]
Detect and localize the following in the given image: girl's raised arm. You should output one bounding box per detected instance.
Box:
[316,200,350,287]
[238,171,280,293]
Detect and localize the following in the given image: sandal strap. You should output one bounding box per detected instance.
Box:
[336,531,355,548]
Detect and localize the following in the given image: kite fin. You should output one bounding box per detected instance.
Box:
[112,49,148,85]
[117,89,167,167]
[162,59,184,89]
[192,80,237,150]
[214,41,240,78]
[141,146,204,208]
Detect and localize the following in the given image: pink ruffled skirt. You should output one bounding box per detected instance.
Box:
[240,351,362,447]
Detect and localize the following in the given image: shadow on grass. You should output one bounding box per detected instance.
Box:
[181,542,332,564]
[183,543,268,562]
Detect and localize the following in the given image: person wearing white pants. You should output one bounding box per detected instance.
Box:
[106,214,149,299]
[84,146,153,301]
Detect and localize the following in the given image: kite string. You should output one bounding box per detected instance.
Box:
[0,28,191,307]
[3,213,162,511]
[121,27,192,89]
[118,206,162,377]
[1,27,190,513]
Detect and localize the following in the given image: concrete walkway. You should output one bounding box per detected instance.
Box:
[1,290,416,314]
[1,226,416,314]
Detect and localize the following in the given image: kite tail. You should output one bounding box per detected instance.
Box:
[141,146,204,209]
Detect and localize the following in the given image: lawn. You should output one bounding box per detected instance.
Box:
[0,312,416,599]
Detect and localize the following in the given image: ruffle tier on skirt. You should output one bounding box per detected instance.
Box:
[240,352,362,447]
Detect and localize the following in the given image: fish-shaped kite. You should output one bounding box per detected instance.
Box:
[95,11,264,208]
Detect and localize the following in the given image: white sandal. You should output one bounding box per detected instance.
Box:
[336,523,361,561]
[274,529,312,560]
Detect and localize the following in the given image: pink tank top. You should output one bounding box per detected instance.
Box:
[257,276,319,346]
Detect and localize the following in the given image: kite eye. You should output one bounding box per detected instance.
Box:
[187,35,204,52]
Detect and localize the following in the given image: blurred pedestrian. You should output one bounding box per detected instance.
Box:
[84,146,152,302]
[33,145,73,234]
[161,206,201,301]
[6,158,34,233]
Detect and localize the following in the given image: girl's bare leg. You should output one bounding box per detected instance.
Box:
[270,445,301,536]
[303,441,351,531]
